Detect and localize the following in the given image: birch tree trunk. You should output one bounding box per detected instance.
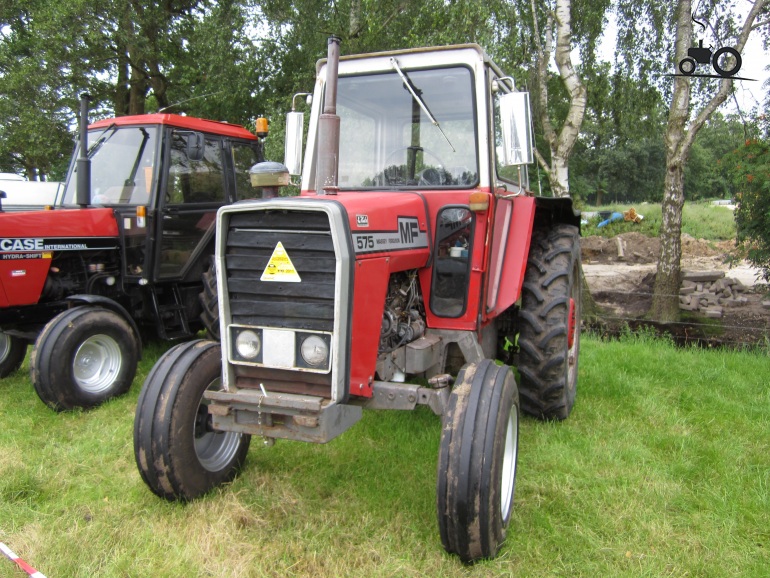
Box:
[531,0,587,198]
[650,0,692,322]
[650,0,768,322]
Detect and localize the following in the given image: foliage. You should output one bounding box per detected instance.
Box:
[1,336,769,576]
[725,137,770,281]
[580,200,737,240]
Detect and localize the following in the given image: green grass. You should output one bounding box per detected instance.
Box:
[581,201,737,241]
[1,335,769,577]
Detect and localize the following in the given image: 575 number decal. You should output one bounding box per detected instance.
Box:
[356,235,374,251]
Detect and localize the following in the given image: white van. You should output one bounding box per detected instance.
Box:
[0,174,62,211]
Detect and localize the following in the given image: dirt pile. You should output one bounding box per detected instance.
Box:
[581,232,736,266]
[580,233,769,347]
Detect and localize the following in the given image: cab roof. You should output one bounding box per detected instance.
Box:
[89,114,257,141]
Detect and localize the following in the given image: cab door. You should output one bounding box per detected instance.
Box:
[155,132,226,281]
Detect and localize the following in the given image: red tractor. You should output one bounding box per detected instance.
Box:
[0,100,267,410]
[134,39,581,562]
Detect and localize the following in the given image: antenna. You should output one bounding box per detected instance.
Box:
[157,91,224,113]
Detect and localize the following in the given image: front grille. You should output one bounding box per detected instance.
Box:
[224,210,335,332]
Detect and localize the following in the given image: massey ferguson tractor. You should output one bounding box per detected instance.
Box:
[134,39,581,562]
[0,102,267,410]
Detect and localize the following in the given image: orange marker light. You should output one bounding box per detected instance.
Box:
[469,192,489,212]
[256,117,269,138]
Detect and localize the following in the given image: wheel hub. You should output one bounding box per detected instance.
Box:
[73,334,122,393]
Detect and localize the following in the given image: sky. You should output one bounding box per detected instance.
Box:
[596,2,769,115]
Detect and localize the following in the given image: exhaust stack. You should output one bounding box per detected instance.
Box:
[315,36,341,195]
[76,93,91,207]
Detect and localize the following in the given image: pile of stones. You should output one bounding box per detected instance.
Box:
[678,271,750,318]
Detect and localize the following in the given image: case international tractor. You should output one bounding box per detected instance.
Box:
[0,100,267,410]
[134,39,581,562]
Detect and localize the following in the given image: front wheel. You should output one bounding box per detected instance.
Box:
[437,359,519,563]
[0,331,27,377]
[678,57,696,75]
[134,340,251,501]
[30,306,140,410]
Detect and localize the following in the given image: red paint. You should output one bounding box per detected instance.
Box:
[90,114,257,141]
[483,196,536,320]
[349,258,392,397]
[568,297,576,349]
[0,208,118,306]
[0,207,118,237]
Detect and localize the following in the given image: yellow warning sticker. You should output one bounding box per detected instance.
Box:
[261,241,302,282]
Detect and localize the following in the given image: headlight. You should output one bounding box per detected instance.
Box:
[235,329,261,360]
[300,334,329,367]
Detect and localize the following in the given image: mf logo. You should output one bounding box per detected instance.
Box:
[356,214,369,227]
[399,217,420,244]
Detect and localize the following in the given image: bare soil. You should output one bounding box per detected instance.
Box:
[581,232,770,347]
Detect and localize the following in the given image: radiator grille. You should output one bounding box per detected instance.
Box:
[224,210,335,332]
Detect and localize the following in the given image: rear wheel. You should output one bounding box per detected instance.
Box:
[0,331,27,377]
[134,340,251,500]
[199,256,220,340]
[30,306,139,411]
[437,359,519,563]
[517,224,581,420]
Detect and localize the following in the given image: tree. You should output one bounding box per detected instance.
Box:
[726,137,770,282]
[0,0,105,179]
[528,0,589,198]
[650,0,769,322]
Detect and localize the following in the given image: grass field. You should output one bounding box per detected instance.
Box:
[1,334,768,577]
[581,201,737,241]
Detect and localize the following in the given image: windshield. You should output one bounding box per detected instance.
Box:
[333,66,477,190]
[63,126,158,205]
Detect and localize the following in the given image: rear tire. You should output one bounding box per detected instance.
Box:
[518,224,581,420]
[134,340,251,500]
[0,331,27,377]
[30,306,139,411]
[199,256,221,340]
[437,359,519,563]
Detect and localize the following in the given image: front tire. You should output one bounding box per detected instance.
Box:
[518,224,581,420]
[134,340,251,501]
[30,306,140,411]
[0,331,27,377]
[437,359,519,563]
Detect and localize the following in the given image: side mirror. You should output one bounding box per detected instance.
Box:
[186,132,206,162]
[499,92,534,166]
[284,111,304,176]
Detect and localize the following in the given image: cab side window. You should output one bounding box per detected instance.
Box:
[430,207,474,317]
[233,143,261,200]
[166,135,225,204]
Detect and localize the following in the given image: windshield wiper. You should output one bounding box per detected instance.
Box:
[390,57,455,152]
[87,124,117,159]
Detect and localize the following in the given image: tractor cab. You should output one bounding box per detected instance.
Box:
[60,115,264,285]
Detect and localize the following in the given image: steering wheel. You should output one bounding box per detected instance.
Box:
[382,146,447,186]
[417,167,447,186]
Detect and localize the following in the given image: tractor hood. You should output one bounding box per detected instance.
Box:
[0,207,119,240]
[336,192,431,266]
